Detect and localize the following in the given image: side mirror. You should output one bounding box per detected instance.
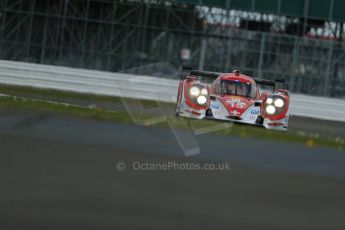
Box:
[254,100,262,106]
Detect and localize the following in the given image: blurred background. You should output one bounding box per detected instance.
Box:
[1,0,345,98]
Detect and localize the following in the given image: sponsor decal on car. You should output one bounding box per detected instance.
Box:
[230,110,240,116]
[211,102,220,109]
[226,98,245,109]
[250,109,259,115]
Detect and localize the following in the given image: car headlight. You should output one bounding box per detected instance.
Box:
[201,88,208,95]
[265,105,276,114]
[197,95,207,105]
[264,96,285,115]
[266,98,273,104]
[189,87,200,97]
[188,85,208,106]
[274,98,284,107]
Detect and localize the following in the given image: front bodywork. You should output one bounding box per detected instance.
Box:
[176,70,290,131]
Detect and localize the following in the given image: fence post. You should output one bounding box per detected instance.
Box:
[198,36,207,70]
[289,37,299,92]
[324,42,334,96]
[257,33,266,78]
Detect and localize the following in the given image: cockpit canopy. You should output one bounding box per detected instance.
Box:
[216,80,256,98]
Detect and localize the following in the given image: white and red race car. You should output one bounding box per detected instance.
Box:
[175,68,290,131]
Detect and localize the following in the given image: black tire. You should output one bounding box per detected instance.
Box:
[175,104,180,117]
[175,93,181,117]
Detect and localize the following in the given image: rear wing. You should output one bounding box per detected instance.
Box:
[253,78,286,90]
[181,66,286,89]
[189,70,222,79]
[180,66,221,80]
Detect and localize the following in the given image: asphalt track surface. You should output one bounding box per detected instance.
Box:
[1,108,345,229]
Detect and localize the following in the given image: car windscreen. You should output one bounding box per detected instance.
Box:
[220,80,255,98]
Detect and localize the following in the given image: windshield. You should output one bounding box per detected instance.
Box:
[220,80,255,98]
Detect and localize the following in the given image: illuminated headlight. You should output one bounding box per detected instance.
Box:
[274,98,284,107]
[266,98,273,104]
[197,95,207,105]
[201,88,208,95]
[189,87,200,97]
[265,105,276,114]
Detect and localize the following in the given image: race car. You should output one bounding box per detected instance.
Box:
[175,68,290,131]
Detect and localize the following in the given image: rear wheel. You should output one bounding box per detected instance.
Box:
[205,109,213,117]
[175,102,180,117]
[175,92,181,117]
[255,116,264,125]
[175,83,183,117]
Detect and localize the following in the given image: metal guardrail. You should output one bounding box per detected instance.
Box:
[0,60,344,122]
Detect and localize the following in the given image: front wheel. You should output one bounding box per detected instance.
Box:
[175,83,183,117]
[175,100,180,117]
